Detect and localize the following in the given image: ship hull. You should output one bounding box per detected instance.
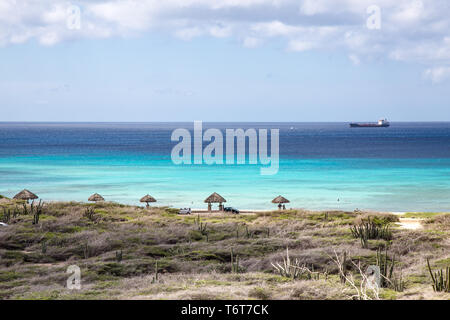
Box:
[350,123,390,128]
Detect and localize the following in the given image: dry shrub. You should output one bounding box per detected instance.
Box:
[254,209,311,218]
[248,287,272,300]
[289,280,345,300]
[390,230,443,256]
[355,212,400,225]
[424,214,450,230]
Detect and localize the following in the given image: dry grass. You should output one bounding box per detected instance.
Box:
[0,200,449,300]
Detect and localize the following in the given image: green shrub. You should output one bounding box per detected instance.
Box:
[350,217,392,248]
[427,259,450,292]
[165,208,179,214]
[248,287,271,300]
[188,230,203,241]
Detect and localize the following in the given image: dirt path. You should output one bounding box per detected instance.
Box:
[390,212,424,230]
[397,218,423,230]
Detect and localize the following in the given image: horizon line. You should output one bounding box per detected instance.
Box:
[1,120,450,124]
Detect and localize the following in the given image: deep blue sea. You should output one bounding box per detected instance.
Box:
[1,122,449,212]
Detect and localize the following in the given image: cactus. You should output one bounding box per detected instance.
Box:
[116,250,123,262]
[271,247,305,280]
[271,248,325,280]
[83,242,90,259]
[230,248,240,273]
[13,206,20,218]
[392,272,405,292]
[243,225,256,238]
[376,247,394,286]
[22,203,28,215]
[375,248,404,292]
[31,200,44,225]
[2,208,11,224]
[84,207,96,221]
[152,261,159,283]
[244,225,255,238]
[195,215,208,235]
[41,241,47,254]
[427,259,450,292]
[350,217,392,248]
[1,206,24,222]
[340,251,348,284]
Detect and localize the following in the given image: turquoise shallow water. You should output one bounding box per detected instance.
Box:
[0,122,449,212]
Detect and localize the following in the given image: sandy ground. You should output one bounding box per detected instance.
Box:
[397,218,423,230]
[391,212,424,230]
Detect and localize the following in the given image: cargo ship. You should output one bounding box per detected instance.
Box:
[350,118,390,128]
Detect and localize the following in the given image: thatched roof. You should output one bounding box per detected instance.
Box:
[140,194,156,203]
[204,192,226,203]
[13,189,38,200]
[88,193,104,202]
[272,195,290,204]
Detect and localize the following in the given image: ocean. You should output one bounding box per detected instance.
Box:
[0,122,449,212]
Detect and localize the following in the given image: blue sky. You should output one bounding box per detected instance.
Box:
[1,0,450,121]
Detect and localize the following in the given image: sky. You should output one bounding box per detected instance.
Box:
[1,0,450,122]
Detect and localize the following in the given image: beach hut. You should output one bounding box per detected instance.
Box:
[140,194,156,208]
[204,192,226,212]
[13,189,38,203]
[272,195,290,210]
[88,193,105,202]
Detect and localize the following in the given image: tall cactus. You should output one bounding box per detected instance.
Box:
[41,241,47,254]
[115,250,123,262]
[350,217,392,248]
[230,248,239,273]
[376,248,404,292]
[427,259,450,292]
[32,200,44,225]
[195,215,208,235]
[340,251,348,284]
[2,208,11,224]
[151,261,159,283]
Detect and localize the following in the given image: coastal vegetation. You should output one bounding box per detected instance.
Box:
[0,199,449,300]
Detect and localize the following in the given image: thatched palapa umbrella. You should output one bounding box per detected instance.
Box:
[88,193,105,202]
[13,189,38,203]
[272,195,290,210]
[204,192,226,212]
[140,194,156,208]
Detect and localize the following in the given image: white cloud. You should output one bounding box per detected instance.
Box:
[251,21,302,37]
[209,24,232,38]
[424,66,450,83]
[87,1,157,30]
[349,54,361,66]
[175,27,203,40]
[299,0,327,16]
[42,4,67,24]
[1,0,450,81]
[243,36,262,48]
[390,0,424,24]
[39,32,60,46]
[288,40,315,52]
